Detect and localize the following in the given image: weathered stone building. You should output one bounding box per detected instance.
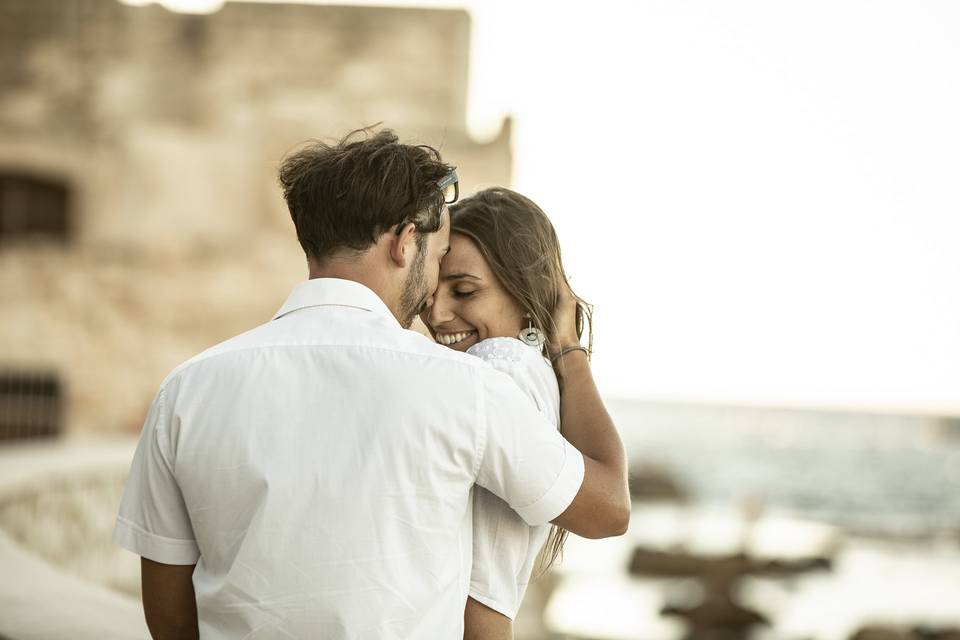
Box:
[0,0,512,435]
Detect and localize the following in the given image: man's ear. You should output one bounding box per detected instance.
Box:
[389,222,417,268]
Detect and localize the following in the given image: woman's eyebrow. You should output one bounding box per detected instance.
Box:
[442,273,481,282]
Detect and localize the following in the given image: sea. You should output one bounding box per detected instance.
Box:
[533,400,960,639]
[605,398,960,540]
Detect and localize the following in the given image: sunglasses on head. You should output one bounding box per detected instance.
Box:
[437,168,459,205]
[395,169,459,235]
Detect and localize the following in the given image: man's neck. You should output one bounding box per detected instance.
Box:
[307,254,402,324]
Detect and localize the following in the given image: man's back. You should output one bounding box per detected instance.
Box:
[115,279,584,639]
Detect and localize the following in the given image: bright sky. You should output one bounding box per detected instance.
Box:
[128,0,960,415]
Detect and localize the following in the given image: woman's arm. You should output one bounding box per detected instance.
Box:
[548,287,631,539]
[464,597,512,640]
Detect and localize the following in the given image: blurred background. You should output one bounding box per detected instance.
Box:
[1,0,958,638]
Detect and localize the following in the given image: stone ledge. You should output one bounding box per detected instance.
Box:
[0,438,147,640]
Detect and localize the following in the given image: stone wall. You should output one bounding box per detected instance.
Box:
[0,0,511,435]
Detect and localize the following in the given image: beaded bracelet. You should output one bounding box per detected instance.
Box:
[549,345,590,364]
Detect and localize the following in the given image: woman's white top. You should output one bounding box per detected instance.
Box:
[466,337,561,619]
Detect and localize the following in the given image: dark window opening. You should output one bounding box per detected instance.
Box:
[0,173,72,244]
[0,369,63,442]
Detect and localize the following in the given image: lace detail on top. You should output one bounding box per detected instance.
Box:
[467,336,540,364]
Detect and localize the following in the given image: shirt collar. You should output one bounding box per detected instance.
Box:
[272,278,399,326]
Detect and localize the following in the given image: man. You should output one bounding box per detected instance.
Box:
[114,128,629,639]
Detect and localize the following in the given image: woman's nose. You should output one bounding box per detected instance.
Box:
[427,295,454,326]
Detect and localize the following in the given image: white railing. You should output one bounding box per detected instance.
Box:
[0,438,147,640]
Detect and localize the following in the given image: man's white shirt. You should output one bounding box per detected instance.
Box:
[113,278,584,639]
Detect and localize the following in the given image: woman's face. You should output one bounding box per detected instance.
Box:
[421,232,526,352]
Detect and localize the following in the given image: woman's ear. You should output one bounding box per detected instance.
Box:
[389,222,417,268]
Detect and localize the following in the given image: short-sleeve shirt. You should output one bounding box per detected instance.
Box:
[112,278,584,640]
[466,337,561,620]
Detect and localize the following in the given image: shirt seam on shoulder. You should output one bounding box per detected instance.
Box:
[163,341,486,387]
[472,368,487,479]
[152,387,177,474]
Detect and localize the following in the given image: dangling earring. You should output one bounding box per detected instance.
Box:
[518,316,545,349]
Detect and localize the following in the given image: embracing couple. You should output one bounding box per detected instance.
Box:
[114,128,630,639]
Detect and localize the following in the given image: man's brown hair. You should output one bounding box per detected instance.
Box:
[278,127,454,262]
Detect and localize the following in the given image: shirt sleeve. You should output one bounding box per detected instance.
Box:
[112,386,200,565]
[474,367,584,527]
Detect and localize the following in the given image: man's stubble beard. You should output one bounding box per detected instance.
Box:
[398,241,429,329]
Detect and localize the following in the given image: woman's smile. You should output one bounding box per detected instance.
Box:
[435,330,477,347]
[421,233,526,351]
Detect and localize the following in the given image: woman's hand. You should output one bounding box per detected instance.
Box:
[547,282,631,539]
[549,281,581,353]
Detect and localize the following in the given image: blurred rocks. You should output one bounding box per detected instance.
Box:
[629,462,688,502]
[851,626,960,640]
[628,548,832,580]
[628,531,832,639]
[661,590,768,640]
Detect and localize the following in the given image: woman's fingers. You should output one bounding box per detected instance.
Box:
[550,282,580,349]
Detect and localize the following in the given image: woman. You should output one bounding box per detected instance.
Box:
[421,187,594,639]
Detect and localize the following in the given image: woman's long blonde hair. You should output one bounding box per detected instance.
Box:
[448,187,592,575]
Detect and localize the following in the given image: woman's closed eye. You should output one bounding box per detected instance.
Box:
[453,289,476,299]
